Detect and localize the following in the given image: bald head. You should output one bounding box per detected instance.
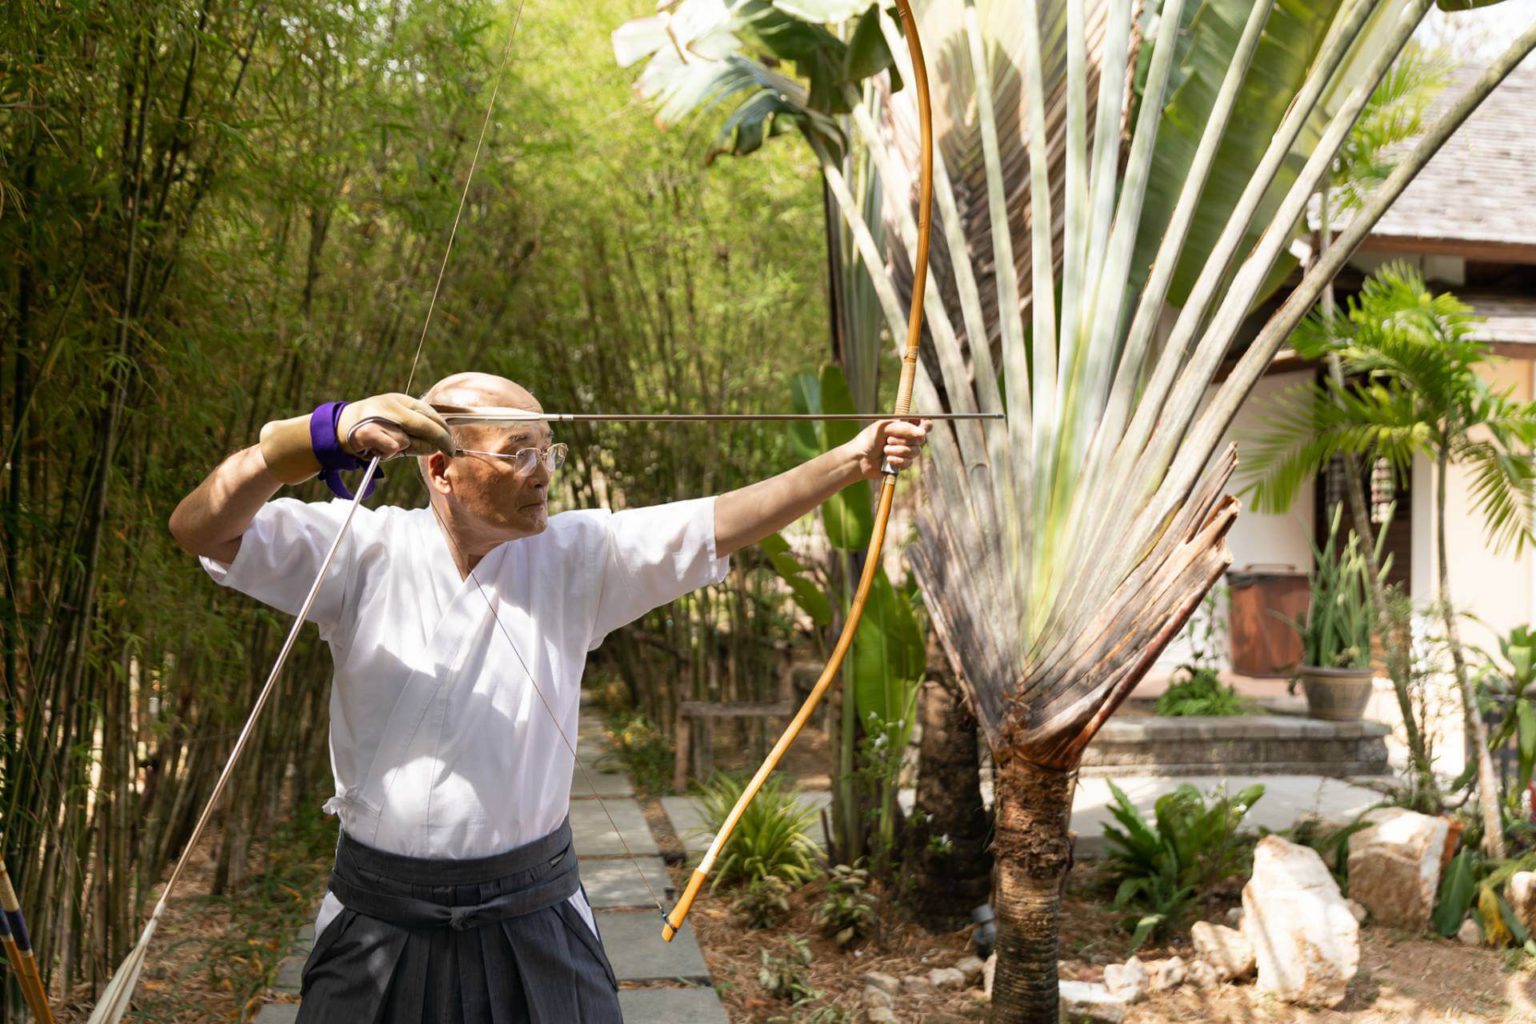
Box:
[415,372,555,551]
[421,371,539,414]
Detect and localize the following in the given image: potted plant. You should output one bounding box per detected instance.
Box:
[1293,507,1386,721]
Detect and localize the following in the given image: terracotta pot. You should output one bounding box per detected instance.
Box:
[1297,665,1375,721]
[1441,817,1465,875]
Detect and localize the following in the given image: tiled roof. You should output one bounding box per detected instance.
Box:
[1466,292,1536,347]
[1369,63,1536,249]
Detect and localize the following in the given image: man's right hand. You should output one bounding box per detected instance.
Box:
[337,394,454,460]
[258,394,454,485]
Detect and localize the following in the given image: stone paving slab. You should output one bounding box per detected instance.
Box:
[577,735,609,766]
[254,1004,300,1024]
[597,910,711,982]
[274,955,305,993]
[619,987,730,1023]
[581,855,675,909]
[572,762,636,798]
[570,797,657,858]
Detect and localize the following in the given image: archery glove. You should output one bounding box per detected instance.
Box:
[258,393,455,485]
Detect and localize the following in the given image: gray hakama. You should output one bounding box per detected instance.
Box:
[297,821,622,1023]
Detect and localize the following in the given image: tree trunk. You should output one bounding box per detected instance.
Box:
[991,754,1073,1024]
[1435,448,1505,857]
[1318,182,1434,797]
[907,664,993,931]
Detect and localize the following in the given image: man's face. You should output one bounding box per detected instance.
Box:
[444,422,556,540]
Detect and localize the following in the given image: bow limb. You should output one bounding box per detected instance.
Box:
[661,0,933,941]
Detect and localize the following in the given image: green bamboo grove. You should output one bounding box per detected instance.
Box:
[0,0,828,1010]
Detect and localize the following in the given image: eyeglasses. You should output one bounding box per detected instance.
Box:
[455,442,568,475]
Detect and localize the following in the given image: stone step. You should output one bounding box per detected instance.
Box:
[571,762,636,798]
[581,856,675,910]
[619,987,730,1023]
[596,910,710,983]
[1080,714,1390,777]
[570,798,658,859]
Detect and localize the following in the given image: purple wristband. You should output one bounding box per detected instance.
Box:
[5,908,29,952]
[310,401,381,500]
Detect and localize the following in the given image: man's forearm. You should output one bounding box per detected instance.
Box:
[169,445,284,563]
[715,444,867,557]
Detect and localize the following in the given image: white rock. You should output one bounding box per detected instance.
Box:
[863,986,893,1010]
[928,967,966,990]
[1458,917,1484,947]
[1102,956,1148,1002]
[1186,959,1222,989]
[1190,921,1255,981]
[1346,808,1450,931]
[983,953,996,998]
[1244,836,1360,1008]
[867,1008,897,1024]
[1059,980,1131,1023]
[955,955,987,986]
[1508,872,1536,935]
[1146,955,1186,992]
[901,973,933,994]
[1345,899,1368,925]
[862,972,900,996]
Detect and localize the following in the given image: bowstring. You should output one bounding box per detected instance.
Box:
[402,0,526,395]
[399,0,666,915]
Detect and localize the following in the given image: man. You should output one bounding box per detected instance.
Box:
[169,372,928,1023]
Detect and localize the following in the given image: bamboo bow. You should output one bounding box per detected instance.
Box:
[661,0,933,941]
[1,858,55,1024]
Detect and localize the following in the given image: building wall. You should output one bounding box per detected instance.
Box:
[1157,370,1317,669]
[1411,354,1535,651]
[1223,370,1318,573]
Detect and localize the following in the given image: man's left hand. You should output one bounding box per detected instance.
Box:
[847,418,931,479]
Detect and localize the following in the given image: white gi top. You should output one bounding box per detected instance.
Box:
[202,495,728,932]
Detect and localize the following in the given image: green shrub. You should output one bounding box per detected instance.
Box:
[767,1007,853,1024]
[1102,781,1264,949]
[813,863,876,948]
[695,772,820,889]
[603,711,673,795]
[1434,848,1536,955]
[758,937,816,1003]
[733,875,793,929]
[1295,507,1382,672]
[1155,667,1253,717]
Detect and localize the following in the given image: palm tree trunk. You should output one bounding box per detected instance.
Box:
[990,754,1073,1024]
[1435,447,1505,857]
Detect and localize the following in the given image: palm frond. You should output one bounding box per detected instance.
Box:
[616,0,1536,763]
[1457,436,1536,556]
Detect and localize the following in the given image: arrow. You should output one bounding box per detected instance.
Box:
[437,409,1003,425]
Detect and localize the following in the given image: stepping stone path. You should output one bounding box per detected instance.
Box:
[254,701,728,1023]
